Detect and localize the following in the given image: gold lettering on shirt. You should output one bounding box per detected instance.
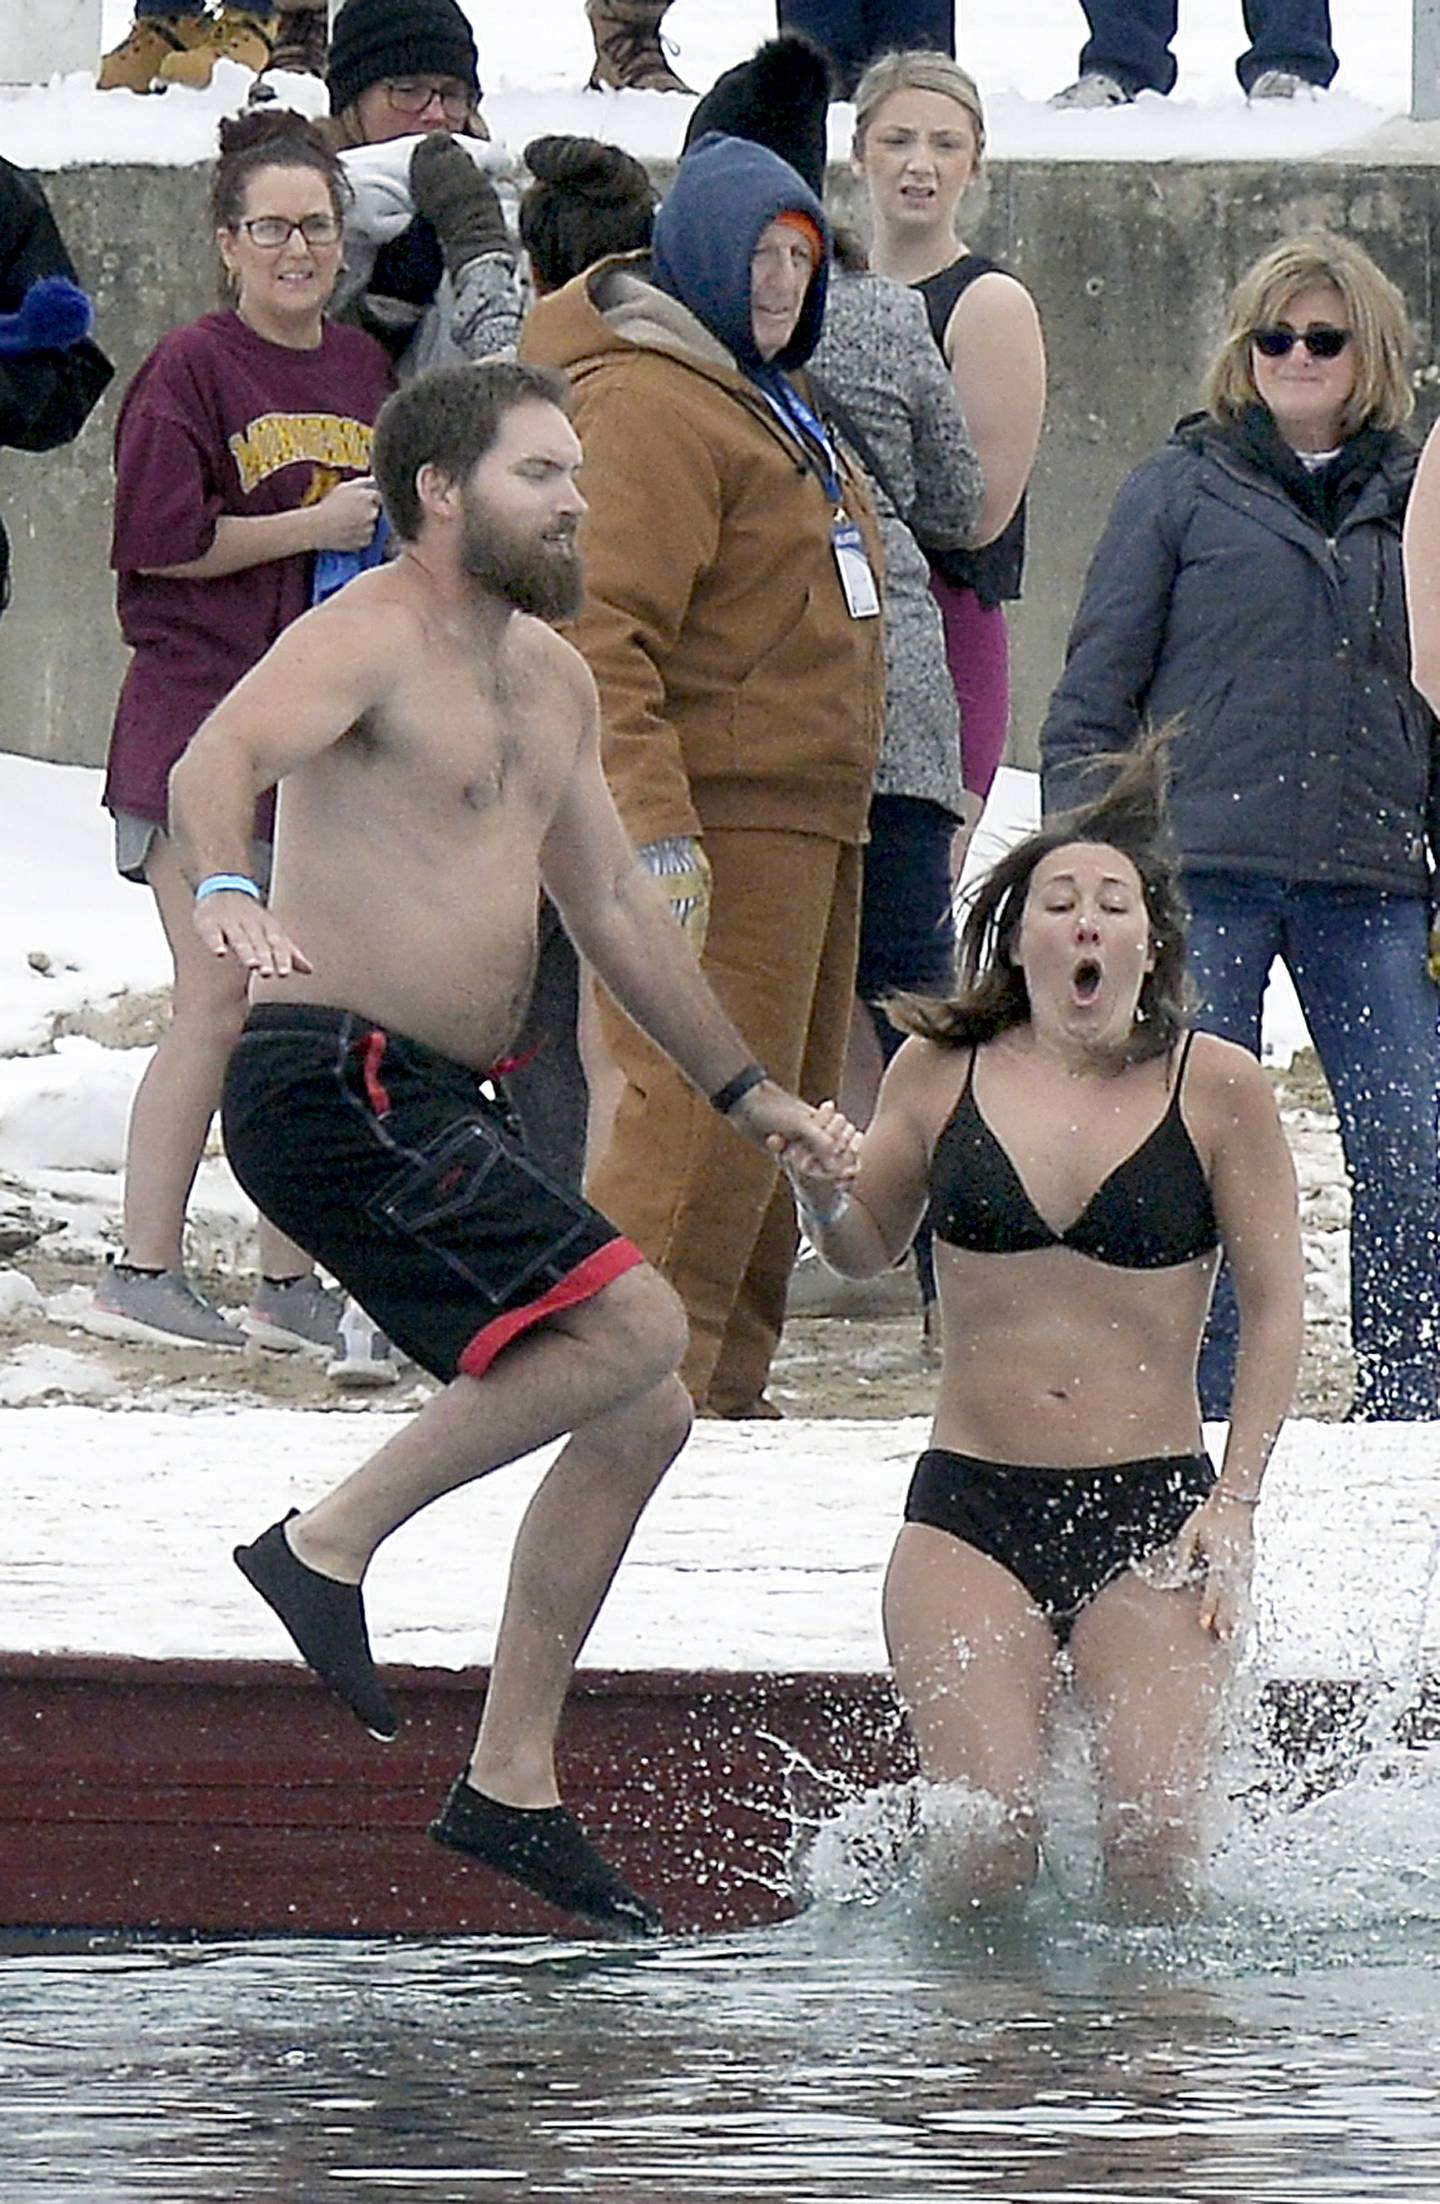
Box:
[229,412,375,495]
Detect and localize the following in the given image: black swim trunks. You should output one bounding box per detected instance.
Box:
[221,1004,645,1383]
[903,1447,1215,1644]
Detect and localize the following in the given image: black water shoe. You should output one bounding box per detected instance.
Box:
[429,1775,663,1938]
[234,1511,399,1741]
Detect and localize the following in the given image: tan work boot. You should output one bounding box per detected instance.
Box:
[585,0,691,92]
[155,5,278,86]
[97,9,216,92]
[265,0,329,78]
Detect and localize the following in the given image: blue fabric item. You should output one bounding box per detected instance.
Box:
[650,130,829,375]
[776,0,956,99]
[1185,872,1440,1421]
[134,0,207,14]
[312,511,393,605]
[0,275,93,357]
[1077,0,1337,96]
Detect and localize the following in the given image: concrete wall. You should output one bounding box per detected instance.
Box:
[5,155,1440,775]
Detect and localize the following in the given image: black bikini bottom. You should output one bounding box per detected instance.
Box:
[903,1447,1215,1645]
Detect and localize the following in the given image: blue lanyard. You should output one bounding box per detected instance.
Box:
[758,378,843,509]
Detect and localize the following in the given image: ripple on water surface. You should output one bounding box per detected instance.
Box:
[3,1741,1439,2201]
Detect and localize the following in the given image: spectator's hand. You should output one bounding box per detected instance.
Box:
[307,476,383,554]
[193,889,313,982]
[1138,1491,1256,1642]
[409,132,509,277]
[638,834,711,954]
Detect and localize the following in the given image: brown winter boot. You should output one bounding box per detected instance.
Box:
[97,9,217,92]
[585,0,691,92]
[154,5,278,87]
[265,0,329,79]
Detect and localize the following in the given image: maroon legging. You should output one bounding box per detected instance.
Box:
[932,571,1011,800]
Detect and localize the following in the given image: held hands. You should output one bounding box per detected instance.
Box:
[756,1094,863,1206]
[308,475,383,554]
[192,889,313,982]
[1139,1489,1257,1642]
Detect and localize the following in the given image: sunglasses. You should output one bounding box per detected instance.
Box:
[1250,325,1352,360]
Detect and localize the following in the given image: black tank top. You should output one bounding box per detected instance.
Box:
[915,253,1027,609]
[928,1032,1219,1271]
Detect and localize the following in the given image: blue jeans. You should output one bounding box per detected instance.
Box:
[1078,0,1337,94]
[1185,874,1440,1421]
[135,2,207,15]
[775,0,955,98]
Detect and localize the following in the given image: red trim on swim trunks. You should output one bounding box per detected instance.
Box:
[457,1237,646,1380]
[492,1040,542,1080]
[361,1029,390,1117]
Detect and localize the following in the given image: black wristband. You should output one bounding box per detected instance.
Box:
[710,1062,768,1115]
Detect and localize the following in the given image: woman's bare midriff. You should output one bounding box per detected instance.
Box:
[929,1241,1217,1468]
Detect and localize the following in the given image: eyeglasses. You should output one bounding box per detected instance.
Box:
[239,214,343,250]
[1251,325,1352,360]
[382,78,472,121]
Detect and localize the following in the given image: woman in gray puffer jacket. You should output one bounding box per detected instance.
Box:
[1041,231,1439,1423]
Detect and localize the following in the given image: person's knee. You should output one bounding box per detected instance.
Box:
[169,958,251,1052]
[589,1263,690,1388]
[1100,1798,1199,1920]
[918,1784,1041,1915]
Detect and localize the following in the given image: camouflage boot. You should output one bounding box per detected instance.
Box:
[585,0,691,93]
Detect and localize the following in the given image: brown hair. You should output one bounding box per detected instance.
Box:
[851,49,986,159]
[890,732,1192,1061]
[211,108,349,232]
[519,135,656,295]
[1205,231,1414,437]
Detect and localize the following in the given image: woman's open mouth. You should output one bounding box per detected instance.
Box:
[1072,957,1103,1004]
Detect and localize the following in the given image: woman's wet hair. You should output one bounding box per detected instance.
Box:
[211,108,350,232]
[889,732,1192,1061]
[1205,230,1414,437]
[851,48,986,158]
[519,134,657,294]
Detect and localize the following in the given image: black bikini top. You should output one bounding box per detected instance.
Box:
[929,1030,1219,1270]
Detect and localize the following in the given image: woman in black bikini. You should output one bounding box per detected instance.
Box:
[780,744,1303,1920]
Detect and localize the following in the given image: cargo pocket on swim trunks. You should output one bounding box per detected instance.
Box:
[365,1119,592,1307]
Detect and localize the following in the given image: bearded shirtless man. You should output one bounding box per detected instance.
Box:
[169,359,856,1937]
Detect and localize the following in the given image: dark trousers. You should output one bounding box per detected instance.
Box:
[1185,874,1439,1422]
[775,0,955,98]
[1078,0,1337,94]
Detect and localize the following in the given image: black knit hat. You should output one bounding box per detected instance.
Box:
[328,0,481,118]
[682,33,832,200]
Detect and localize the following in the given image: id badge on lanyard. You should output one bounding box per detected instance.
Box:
[833,507,880,619]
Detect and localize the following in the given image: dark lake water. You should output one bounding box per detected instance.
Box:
[5,1737,1439,2203]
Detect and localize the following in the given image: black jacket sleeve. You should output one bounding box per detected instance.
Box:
[0,160,113,454]
[1038,447,1189,816]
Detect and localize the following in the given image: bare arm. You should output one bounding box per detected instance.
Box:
[540,662,855,1179]
[1155,1036,1303,1641]
[1404,419,1440,713]
[147,476,382,580]
[168,581,405,976]
[778,1037,939,1277]
[944,271,1045,548]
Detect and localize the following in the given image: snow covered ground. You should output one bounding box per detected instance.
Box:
[0,0,1428,172]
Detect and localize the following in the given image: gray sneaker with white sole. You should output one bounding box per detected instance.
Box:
[89,1263,245,1350]
[242,1274,346,1357]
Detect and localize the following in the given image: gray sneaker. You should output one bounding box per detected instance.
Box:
[1050,70,1131,109]
[88,1262,245,1350]
[1248,69,1316,99]
[243,1274,345,1357]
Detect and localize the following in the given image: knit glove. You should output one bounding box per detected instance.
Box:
[409,132,510,278]
[638,835,711,955]
[0,276,93,357]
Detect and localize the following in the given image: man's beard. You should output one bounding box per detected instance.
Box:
[458,498,583,622]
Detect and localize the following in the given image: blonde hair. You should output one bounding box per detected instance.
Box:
[851,49,986,161]
[1205,231,1414,437]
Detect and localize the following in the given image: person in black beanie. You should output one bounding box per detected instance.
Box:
[0,158,112,618]
[323,0,519,379]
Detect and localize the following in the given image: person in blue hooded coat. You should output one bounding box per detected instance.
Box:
[521,130,886,1418]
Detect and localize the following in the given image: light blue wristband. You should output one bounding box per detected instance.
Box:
[194,873,263,905]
